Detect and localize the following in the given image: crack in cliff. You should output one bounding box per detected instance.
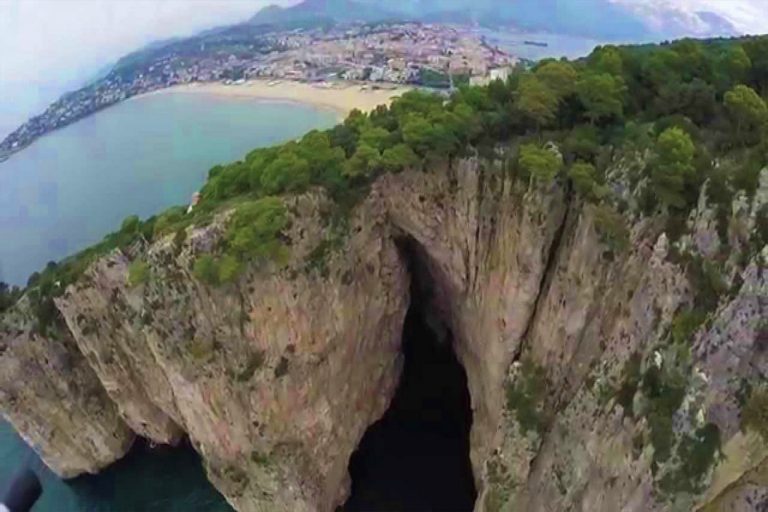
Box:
[513,188,573,364]
[468,163,487,291]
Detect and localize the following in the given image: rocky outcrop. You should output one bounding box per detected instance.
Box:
[0,157,765,511]
[0,299,134,477]
[56,192,408,512]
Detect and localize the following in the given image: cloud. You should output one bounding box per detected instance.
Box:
[613,0,768,35]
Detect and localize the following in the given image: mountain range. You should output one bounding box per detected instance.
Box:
[249,0,740,41]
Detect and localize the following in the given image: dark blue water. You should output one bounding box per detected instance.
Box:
[0,422,232,511]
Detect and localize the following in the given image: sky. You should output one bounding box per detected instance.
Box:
[0,0,767,136]
[614,0,768,35]
[0,0,297,135]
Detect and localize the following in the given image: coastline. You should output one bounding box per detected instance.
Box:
[142,80,411,121]
[0,80,411,164]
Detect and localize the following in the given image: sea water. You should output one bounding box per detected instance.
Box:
[0,91,337,511]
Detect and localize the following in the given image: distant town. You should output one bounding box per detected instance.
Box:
[0,22,517,162]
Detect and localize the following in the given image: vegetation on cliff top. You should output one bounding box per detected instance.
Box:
[10,34,768,332]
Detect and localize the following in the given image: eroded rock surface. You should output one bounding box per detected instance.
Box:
[1,158,765,511]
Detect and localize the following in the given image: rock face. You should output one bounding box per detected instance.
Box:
[1,158,766,511]
[0,299,134,477]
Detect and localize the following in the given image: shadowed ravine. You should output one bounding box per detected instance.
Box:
[343,241,476,512]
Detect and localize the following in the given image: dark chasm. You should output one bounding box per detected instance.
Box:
[342,239,476,512]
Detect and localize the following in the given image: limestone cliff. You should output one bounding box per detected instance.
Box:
[0,158,765,511]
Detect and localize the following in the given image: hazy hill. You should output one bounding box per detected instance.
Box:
[249,0,400,26]
[251,0,740,40]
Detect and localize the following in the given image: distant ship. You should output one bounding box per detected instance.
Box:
[523,40,549,48]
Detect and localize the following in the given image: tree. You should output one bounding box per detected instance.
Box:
[651,127,696,209]
[260,151,311,195]
[724,84,768,143]
[577,73,626,125]
[227,198,288,264]
[718,45,752,89]
[295,131,345,185]
[535,60,577,98]
[519,144,563,183]
[401,115,435,155]
[643,48,683,91]
[568,162,607,201]
[564,125,600,162]
[343,144,381,180]
[380,143,420,173]
[517,75,559,129]
[120,215,140,235]
[590,46,623,76]
[359,126,391,151]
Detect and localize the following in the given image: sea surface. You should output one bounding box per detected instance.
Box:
[0,92,337,285]
[478,28,610,60]
[0,422,232,512]
[0,91,337,510]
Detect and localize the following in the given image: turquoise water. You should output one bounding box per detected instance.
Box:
[0,92,337,509]
[0,92,337,285]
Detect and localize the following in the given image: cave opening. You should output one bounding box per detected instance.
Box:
[343,238,476,512]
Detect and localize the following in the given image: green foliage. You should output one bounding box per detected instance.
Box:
[401,115,436,156]
[639,344,691,468]
[17,34,768,326]
[506,358,549,436]
[193,255,220,286]
[153,206,187,237]
[218,254,243,285]
[568,161,607,201]
[651,127,696,210]
[742,385,768,440]
[685,256,728,314]
[260,150,311,195]
[659,423,721,495]
[724,84,768,143]
[590,46,624,76]
[516,75,559,128]
[576,73,626,125]
[592,204,630,253]
[563,125,600,162]
[616,353,642,416]
[519,144,562,183]
[380,143,420,173]
[534,60,577,98]
[670,310,706,345]
[127,260,150,287]
[0,282,23,314]
[344,144,381,179]
[226,197,289,265]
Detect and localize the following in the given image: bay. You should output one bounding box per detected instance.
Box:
[0,91,338,510]
[0,92,338,285]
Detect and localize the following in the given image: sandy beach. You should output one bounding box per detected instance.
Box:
[147,80,411,120]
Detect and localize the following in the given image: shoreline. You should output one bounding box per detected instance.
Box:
[0,80,410,164]
[142,80,411,121]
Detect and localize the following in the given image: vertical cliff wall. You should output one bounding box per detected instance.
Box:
[0,300,134,477]
[0,159,765,512]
